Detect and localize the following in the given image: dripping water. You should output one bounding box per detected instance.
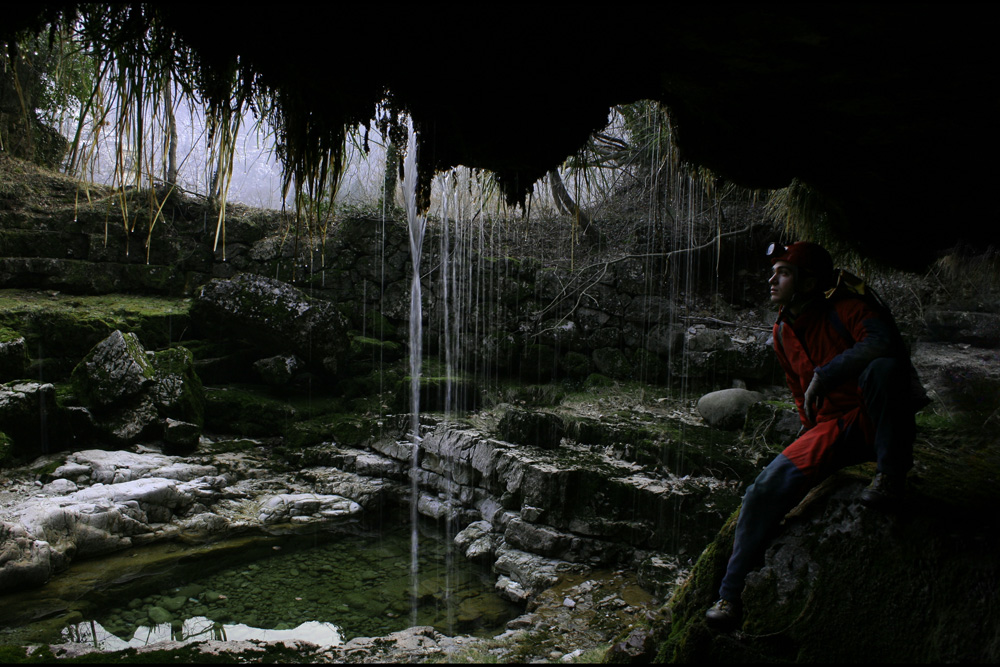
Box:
[402,124,426,626]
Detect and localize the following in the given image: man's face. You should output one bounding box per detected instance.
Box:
[769,261,797,306]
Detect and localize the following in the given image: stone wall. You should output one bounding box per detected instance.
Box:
[1,193,778,392]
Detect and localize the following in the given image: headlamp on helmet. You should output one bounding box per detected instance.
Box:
[766,241,834,288]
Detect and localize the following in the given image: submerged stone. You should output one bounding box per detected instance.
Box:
[147,606,172,625]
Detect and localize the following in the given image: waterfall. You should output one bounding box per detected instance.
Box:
[402,124,426,625]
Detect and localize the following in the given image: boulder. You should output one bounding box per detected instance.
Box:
[0,522,57,593]
[149,346,205,426]
[0,381,57,457]
[257,493,361,524]
[645,324,685,356]
[696,388,764,430]
[193,274,350,376]
[162,418,202,453]
[97,394,160,446]
[660,472,1000,663]
[492,542,578,595]
[71,330,154,408]
[686,327,733,353]
[452,520,493,563]
[252,354,304,386]
[0,335,28,382]
[592,347,631,380]
[70,334,204,446]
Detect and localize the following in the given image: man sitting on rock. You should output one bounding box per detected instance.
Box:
[705,241,925,630]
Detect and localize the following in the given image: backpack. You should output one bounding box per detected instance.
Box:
[822,269,931,411]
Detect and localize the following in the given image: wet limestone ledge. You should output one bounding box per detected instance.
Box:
[326,419,746,597]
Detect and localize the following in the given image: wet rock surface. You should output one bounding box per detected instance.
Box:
[193,274,350,377]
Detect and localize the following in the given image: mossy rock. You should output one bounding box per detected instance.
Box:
[283,413,377,448]
[592,347,634,380]
[632,347,670,384]
[151,346,205,427]
[559,350,592,380]
[0,333,28,382]
[362,309,400,340]
[657,422,1000,664]
[654,510,740,663]
[395,374,480,413]
[349,334,404,364]
[0,290,192,380]
[70,330,156,409]
[584,373,615,388]
[203,386,298,437]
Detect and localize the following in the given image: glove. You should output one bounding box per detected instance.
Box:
[803,373,825,423]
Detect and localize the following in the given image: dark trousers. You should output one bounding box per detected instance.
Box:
[717,357,915,602]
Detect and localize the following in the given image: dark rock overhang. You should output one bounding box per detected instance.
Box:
[5,4,997,271]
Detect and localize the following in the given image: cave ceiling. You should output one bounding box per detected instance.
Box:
[6,4,997,271]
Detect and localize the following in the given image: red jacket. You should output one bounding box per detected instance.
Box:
[773,295,896,429]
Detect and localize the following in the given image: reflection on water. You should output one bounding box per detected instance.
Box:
[50,523,518,651]
[63,617,342,650]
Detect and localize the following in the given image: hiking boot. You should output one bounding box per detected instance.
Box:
[705,598,741,630]
[860,472,905,506]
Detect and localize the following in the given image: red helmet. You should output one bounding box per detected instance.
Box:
[767,241,834,287]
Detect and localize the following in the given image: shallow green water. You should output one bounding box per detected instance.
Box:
[6,523,519,650]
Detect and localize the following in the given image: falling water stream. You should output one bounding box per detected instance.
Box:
[403,124,427,626]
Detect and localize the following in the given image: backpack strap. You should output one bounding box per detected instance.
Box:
[826,306,856,349]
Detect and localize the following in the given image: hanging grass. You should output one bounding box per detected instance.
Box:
[4,3,369,264]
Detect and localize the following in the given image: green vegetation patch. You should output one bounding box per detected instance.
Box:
[0,290,192,366]
[203,386,299,437]
[283,412,378,448]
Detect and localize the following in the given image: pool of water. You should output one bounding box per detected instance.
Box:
[4,521,521,650]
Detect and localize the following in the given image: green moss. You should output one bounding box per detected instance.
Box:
[0,290,192,378]
[362,309,399,339]
[0,645,57,663]
[283,413,377,448]
[0,326,22,343]
[203,386,299,436]
[655,510,740,663]
[559,351,592,380]
[30,456,65,478]
[152,346,205,426]
[349,334,404,363]
[584,373,615,388]
[0,640,313,663]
